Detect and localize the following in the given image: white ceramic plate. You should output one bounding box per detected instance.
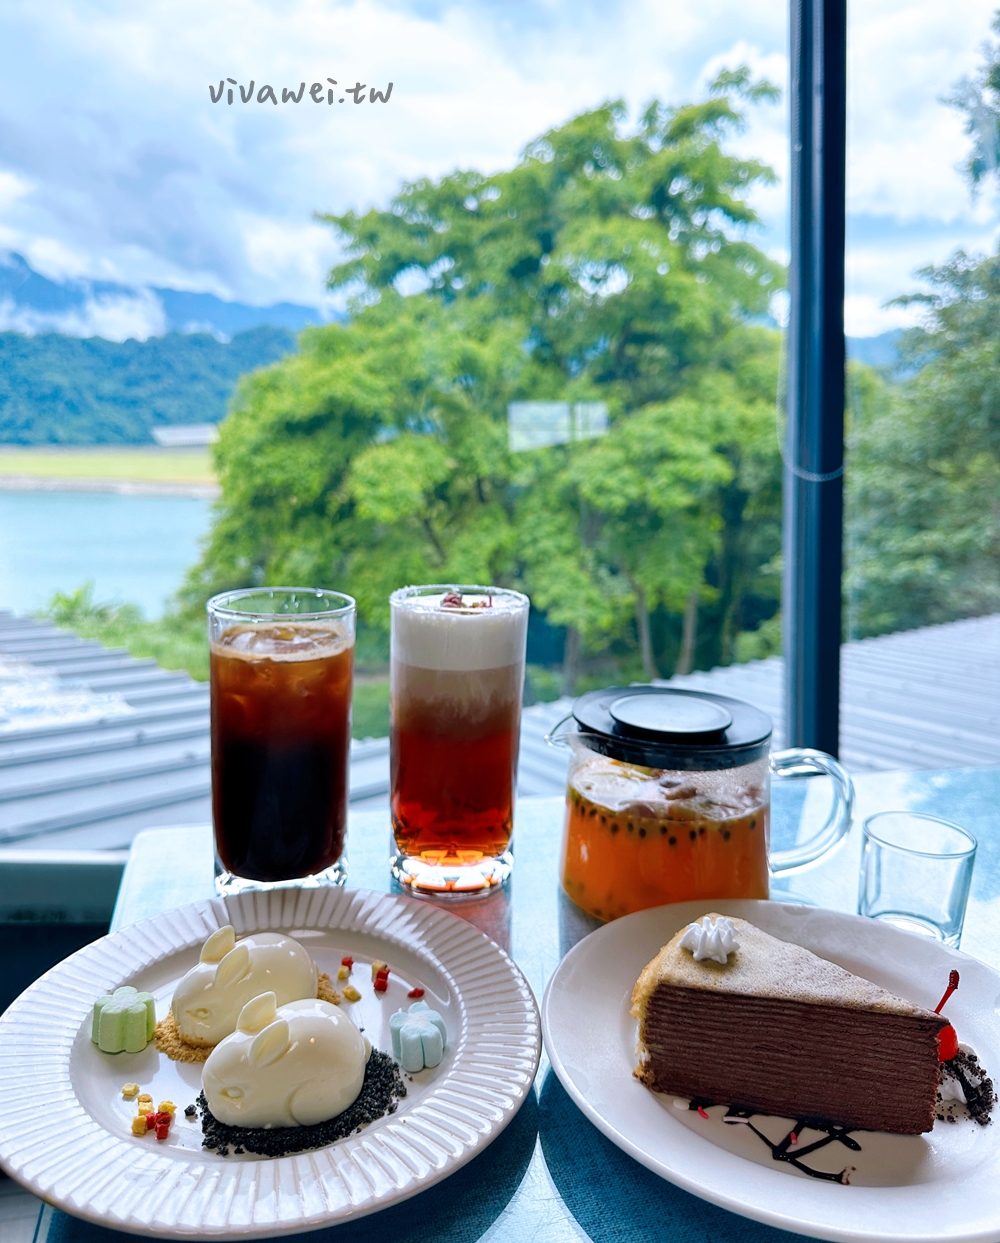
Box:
[542,898,1000,1243]
[0,887,540,1239]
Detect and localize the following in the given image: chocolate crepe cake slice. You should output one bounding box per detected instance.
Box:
[632,914,951,1134]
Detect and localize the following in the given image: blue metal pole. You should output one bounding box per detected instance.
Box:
[783,0,847,756]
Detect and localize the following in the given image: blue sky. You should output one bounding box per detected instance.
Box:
[0,0,997,337]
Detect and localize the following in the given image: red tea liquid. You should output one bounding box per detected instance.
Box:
[211,623,353,881]
[390,662,521,869]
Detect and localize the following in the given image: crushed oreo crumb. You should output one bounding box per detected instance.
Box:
[937,1049,996,1127]
[198,1049,407,1157]
[184,1104,197,1118]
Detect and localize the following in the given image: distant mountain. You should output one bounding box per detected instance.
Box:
[0,252,326,341]
[150,288,320,337]
[846,330,906,369]
[0,326,298,444]
[0,251,917,444]
[0,253,333,444]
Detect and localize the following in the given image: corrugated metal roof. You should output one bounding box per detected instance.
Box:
[1,610,997,854]
[0,616,208,852]
[0,612,388,853]
[519,613,1000,792]
[663,613,1000,772]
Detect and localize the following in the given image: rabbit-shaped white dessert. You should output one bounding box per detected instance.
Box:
[171,925,318,1047]
[203,992,372,1127]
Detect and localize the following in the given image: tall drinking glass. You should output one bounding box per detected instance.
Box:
[389,584,530,895]
[208,587,356,894]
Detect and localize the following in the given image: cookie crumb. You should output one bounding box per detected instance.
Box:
[316,973,341,1005]
[198,1049,407,1158]
[154,1013,211,1063]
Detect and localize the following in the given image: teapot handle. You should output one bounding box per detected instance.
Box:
[544,713,576,749]
[769,748,855,874]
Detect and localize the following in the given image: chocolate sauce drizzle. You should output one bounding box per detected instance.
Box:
[689,1101,860,1184]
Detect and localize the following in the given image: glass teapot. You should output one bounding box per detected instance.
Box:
[548,685,854,921]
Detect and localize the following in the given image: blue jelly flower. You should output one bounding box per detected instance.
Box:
[389,1001,447,1073]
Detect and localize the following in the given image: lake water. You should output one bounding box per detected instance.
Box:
[0,491,211,618]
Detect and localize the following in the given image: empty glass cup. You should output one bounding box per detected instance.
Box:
[857,811,977,947]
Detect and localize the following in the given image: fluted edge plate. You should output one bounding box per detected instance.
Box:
[0,887,541,1239]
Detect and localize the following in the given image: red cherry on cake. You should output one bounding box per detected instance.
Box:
[933,971,960,1062]
[938,1024,959,1063]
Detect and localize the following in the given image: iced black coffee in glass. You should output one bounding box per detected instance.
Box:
[207,588,355,893]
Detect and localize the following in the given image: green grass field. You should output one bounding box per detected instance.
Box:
[0,446,216,484]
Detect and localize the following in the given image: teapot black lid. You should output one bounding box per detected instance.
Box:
[571,685,772,771]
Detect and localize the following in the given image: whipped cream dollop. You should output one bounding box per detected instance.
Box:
[203,992,371,1128]
[171,926,318,1046]
[679,915,740,964]
[939,1073,967,1104]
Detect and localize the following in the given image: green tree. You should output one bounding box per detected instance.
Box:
[0,326,296,444]
[324,77,780,405]
[183,294,536,648]
[844,15,1000,640]
[185,74,785,683]
[338,299,536,630]
[948,12,1000,189]
[573,393,732,678]
[846,253,1000,635]
[316,72,783,679]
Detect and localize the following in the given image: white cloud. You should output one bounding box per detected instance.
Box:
[843,293,924,337]
[843,215,1000,333]
[0,0,997,331]
[846,0,996,221]
[239,216,339,292]
[0,289,167,341]
[0,171,31,210]
[18,236,99,282]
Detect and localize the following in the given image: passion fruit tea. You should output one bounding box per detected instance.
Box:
[561,753,770,921]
